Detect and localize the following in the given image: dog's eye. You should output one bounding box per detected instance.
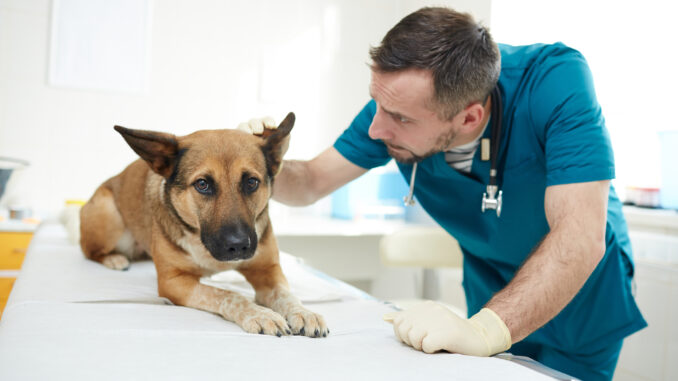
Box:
[194,179,212,195]
[245,177,259,193]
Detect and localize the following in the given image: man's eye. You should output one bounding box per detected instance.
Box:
[194,179,211,194]
[392,113,409,123]
[245,177,259,193]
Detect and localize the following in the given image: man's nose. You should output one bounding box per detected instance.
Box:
[368,108,395,141]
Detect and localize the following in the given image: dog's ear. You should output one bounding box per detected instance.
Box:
[114,126,179,178]
[262,112,294,177]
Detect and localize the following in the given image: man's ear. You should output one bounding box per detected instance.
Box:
[114,125,179,178]
[262,112,294,177]
[458,102,485,133]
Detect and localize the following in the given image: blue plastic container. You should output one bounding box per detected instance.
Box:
[331,169,409,220]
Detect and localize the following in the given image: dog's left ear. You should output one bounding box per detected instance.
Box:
[114,125,179,178]
[262,112,294,177]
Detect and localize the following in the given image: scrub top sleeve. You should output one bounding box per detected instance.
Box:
[529,50,615,187]
[333,100,392,169]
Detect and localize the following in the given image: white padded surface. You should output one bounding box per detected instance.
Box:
[0,223,553,380]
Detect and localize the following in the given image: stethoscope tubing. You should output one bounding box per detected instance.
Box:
[488,85,503,187]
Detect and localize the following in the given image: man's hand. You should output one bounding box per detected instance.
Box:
[237,116,277,135]
[383,301,511,356]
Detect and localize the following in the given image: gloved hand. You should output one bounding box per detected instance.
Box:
[237,116,277,135]
[383,301,511,356]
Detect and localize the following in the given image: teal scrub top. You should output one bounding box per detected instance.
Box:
[334,42,647,353]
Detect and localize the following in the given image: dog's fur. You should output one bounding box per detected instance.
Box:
[79,113,328,337]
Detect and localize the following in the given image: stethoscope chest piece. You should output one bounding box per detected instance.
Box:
[481,184,502,217]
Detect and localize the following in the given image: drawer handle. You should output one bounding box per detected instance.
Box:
[11,248,27,254]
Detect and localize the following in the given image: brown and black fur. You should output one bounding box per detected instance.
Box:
[80,113,328,337]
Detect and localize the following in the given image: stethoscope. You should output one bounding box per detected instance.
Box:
[404,85,504,217]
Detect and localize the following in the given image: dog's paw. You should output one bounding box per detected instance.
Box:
[286,308,329,338]
[100,254,130,271]
[237,305,291,337]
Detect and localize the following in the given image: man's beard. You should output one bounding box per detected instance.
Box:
[384,128,457,165]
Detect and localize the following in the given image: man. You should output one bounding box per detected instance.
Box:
[241,7,646,381]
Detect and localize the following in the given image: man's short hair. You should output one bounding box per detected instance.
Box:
[370,7,501,120]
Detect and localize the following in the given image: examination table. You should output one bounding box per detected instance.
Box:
[0,222,569,380]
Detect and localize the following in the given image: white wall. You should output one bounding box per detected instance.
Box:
[0,0,489,216]
[490,0,678,195]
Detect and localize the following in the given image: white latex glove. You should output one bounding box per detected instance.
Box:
[237,116,277,135]
[383,301,511,356]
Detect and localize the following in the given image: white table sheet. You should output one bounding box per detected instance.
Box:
[0,223,556,380]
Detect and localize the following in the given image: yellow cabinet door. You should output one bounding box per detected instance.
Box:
[0,277,16,319]
[0,232,33,270]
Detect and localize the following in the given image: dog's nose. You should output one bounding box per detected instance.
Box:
[224,232,251,255]
[201,224,257,261]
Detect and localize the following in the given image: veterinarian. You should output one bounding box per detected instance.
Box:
[241,7,645,381]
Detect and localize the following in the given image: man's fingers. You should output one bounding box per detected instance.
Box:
[408,327,427,351]
[237,122,253,133]
[392,324,404,343]
[248,118,265,134]
[383,312,397,323]
[261,116,276,128]
[421,335,444,354]
[237,116,277,135]
[396,321,413,346]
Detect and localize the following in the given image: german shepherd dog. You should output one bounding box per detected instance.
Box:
[79,113,328,337]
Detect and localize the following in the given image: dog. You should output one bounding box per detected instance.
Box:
[79,113,328,337]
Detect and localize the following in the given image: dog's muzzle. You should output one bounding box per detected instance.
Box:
[201,223,258,261]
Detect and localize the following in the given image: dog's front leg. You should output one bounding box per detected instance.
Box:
[240,265,329,338]
[159,272,291,336]
[152,241,291,336]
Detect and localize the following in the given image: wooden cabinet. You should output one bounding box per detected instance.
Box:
[0,230,35,319]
